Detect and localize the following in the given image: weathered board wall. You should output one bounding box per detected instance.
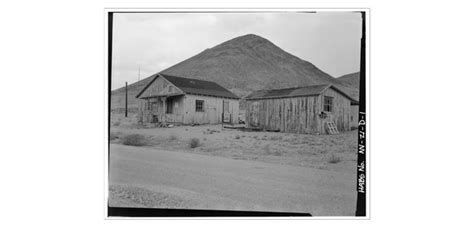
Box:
[245,87,352,134]
[322,88,351,132]
[350,104,359,129]
[139,77,184,98]
[182,94,239,125]
[137,95,186,123]
[137,94,239,125]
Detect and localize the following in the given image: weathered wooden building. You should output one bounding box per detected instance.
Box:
[136,74,240,125]
[244,84,358,134]
[350,103,359,129]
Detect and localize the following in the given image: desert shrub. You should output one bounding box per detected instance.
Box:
[189,138,200,148]
[328,155,342,164]
[113,121,120,126]
[168,134,178,141]
[235,135,240,139]
[273,149,283,156]
[270,136,282,141]
[110,132,121,141]
[122,134,148,146]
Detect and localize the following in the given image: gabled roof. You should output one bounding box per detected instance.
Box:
[136,73,239,99]
[245,84,359,104]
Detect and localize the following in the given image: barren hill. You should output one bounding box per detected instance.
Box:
[111,34,358,112]
[337,72,360,100]
[338,72,360,89]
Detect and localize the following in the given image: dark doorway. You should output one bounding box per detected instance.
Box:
[166,98,173,114]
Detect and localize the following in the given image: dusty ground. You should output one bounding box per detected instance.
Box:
[109,144,356,215]
[110,115,357,172]
[109,115,358,215]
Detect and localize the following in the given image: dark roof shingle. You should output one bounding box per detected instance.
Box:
[136,74,239,99]
[162,74,239,99]
[245,84,358,104]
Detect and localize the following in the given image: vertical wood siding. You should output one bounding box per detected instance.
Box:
[138,94,239,125]
[350,105,359,129]
[137,76,240,125]
[139,77,184,98]
[183,94,239,125]
[245,88,352,134]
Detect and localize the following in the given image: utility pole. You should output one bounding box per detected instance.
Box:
[125,82,128,118]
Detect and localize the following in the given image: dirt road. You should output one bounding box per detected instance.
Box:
[109,144,357,216]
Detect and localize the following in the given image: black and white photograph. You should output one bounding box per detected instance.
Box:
[3,0,474,232]
[107,10,368,217]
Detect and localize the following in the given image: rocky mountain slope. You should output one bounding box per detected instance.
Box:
[111,34,358,112]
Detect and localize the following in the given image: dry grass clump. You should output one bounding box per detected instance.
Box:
[235,135,241,139]
[273,149,283,156]
[122,134,148,146]
[261,144,284,156]
[189,138,200,148]
[168,134,178,141]
[110,132,121,141]
[270,135,283,141]
[328,155,342,164]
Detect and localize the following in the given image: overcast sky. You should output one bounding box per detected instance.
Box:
[112,12,362,90]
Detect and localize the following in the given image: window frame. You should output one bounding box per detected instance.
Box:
[323,96,334,112]
[195,100,204,112]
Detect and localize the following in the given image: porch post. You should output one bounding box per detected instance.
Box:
[162,97,167,124]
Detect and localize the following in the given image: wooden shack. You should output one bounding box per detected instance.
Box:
[244,84,358,134]
[136,74,240,125]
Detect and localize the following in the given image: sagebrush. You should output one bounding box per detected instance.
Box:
[189,138,200,148]
[122,134,148,146]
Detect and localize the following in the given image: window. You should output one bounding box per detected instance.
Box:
[168,86,172,93]
[195,100,204,112]
[323,96,333,112]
